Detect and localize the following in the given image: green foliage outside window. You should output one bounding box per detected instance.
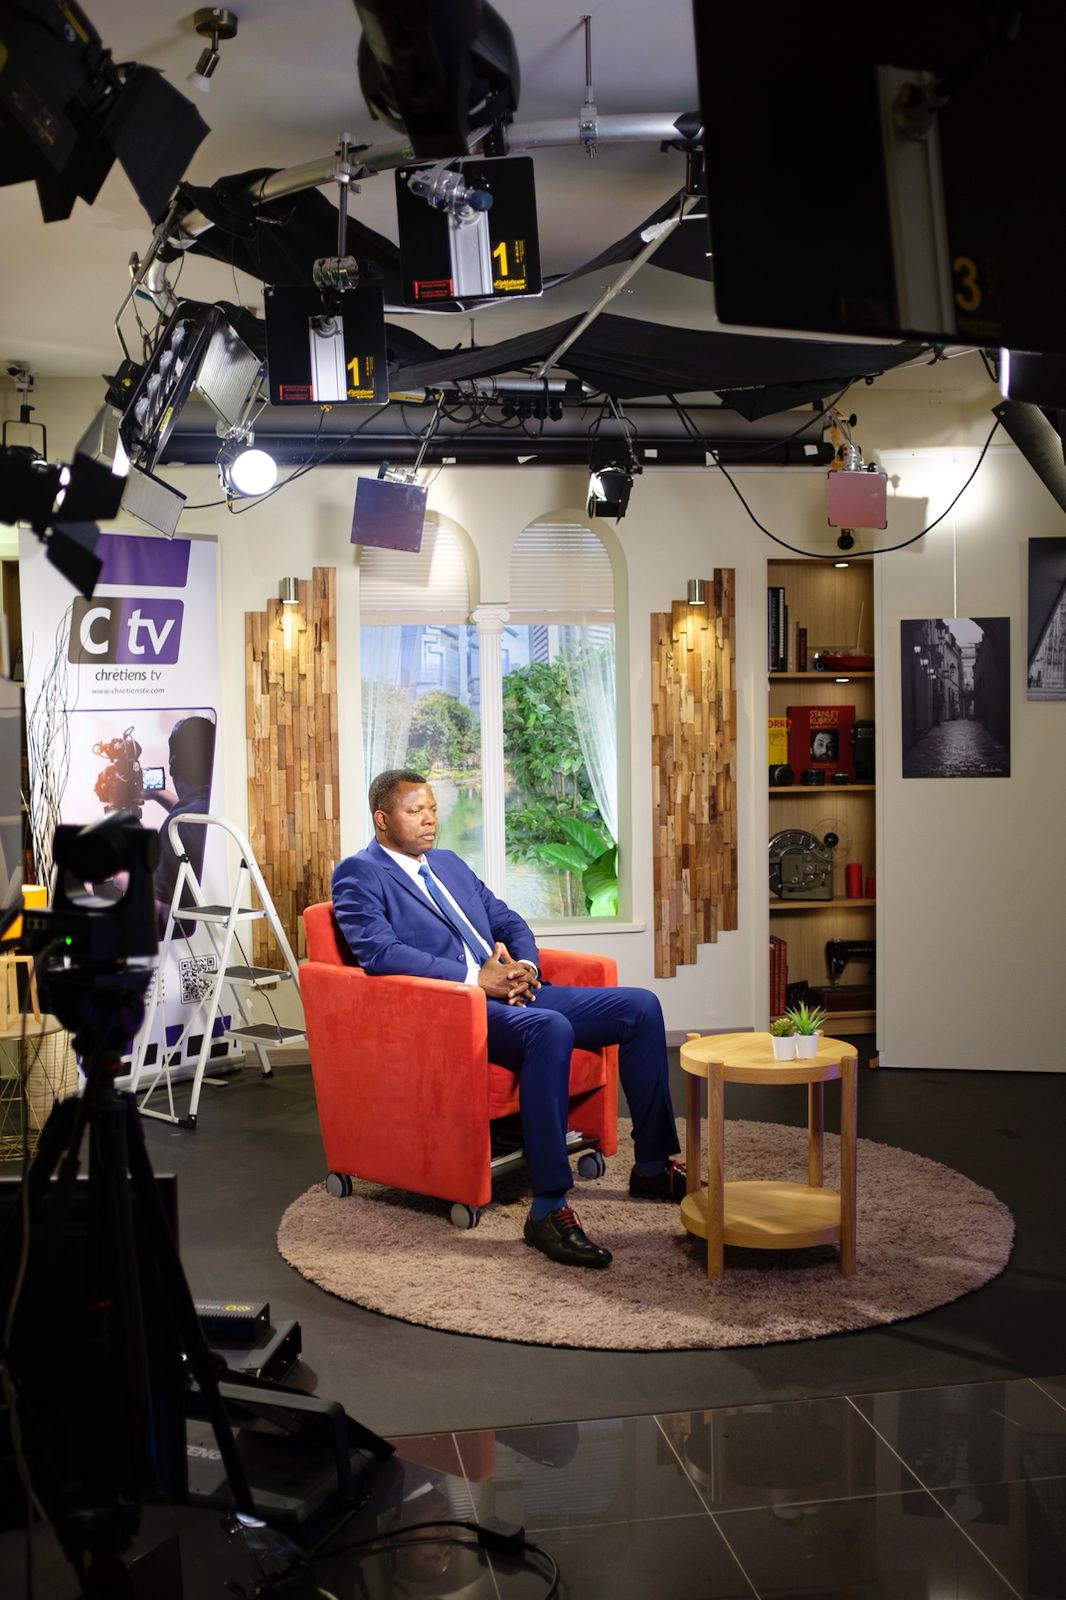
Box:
[502,660,618,915]
[406,690,479,776]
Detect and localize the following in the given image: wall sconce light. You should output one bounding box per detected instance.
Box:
[279,577,300,606]
[188,7,239,92]
[686,578,706,605]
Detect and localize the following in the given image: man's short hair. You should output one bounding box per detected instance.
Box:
[368,768,428,816]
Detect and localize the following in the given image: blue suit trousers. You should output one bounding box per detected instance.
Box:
[485,985,680,1196]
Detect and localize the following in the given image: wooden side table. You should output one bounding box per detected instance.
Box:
[679,1030,858,1279]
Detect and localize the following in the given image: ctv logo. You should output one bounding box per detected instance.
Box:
[69,597,184,665]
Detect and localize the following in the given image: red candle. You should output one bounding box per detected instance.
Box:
[845,862,863,898]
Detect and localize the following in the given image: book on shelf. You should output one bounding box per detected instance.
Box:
[796,625,808,672]
[769,934,788,1017]
[768,716,790,765]
[786,702,856,779]
[767,585,788,671]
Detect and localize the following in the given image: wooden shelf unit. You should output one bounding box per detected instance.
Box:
[768,558,876,1037]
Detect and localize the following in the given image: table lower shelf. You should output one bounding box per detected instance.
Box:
[680,1179,842,1251]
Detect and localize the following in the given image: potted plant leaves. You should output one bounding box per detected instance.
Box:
[784,1001,827,1058]
[769,1016,796,1060]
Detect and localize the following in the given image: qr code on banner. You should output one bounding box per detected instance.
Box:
[179,955,219,1005]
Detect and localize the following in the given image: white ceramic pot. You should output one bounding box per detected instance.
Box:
[770,1034,796,1060]
[793,1033,819,1058]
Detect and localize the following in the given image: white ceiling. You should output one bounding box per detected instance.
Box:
[0,0,988,404]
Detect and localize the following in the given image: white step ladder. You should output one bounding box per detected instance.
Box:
[128,812,306,1128]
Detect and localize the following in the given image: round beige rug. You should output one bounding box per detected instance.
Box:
[276,1119,1014,1350]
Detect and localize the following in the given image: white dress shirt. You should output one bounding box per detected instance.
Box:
[377,845,538,986]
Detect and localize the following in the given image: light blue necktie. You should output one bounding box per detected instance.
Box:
[417,863,491,965]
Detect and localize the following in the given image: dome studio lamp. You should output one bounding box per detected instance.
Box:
[217,433,277,497]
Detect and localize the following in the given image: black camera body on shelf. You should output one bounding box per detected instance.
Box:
[852,719,875,781]
[769,763,795,786]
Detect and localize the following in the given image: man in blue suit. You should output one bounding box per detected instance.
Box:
[331,769,685,1269]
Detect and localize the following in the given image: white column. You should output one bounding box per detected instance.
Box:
[473,603,509,894]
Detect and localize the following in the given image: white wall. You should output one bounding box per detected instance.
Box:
[872,444,1066,1070]
[11,376,1065,1060]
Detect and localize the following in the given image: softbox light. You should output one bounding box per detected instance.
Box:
[351,476,427,552]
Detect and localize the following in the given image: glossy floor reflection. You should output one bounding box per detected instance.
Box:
[359,1375,1066,1598]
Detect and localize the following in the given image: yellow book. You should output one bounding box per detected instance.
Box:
[768,716,790,765]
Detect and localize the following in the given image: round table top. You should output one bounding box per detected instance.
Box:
[680,1029,858,1084]
[0,1015,65,1042]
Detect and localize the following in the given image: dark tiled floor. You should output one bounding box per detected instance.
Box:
[5,1053,1066,1594]
[354,1379,1066,1597]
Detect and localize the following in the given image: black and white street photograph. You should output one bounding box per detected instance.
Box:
[901,618,1011,778]
[1027,537,1066,700]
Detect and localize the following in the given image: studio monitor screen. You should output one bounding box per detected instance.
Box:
[694,5,1066,353]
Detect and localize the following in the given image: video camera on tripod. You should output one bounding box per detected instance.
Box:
[91,726,163,820]
[2,812,390,1598]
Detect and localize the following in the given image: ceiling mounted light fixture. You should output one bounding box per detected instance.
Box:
[217,435,277,497]
[587,460,633,521]
[188,8,240,93]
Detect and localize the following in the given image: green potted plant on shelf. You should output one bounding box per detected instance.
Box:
[769,1016,796,1060]
[784,1001,828,1058]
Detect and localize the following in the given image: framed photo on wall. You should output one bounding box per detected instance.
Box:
[1027,537,1066,700]
[900,618,1010,778]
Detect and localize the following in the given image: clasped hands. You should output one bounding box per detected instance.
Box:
[477,941,540,1006]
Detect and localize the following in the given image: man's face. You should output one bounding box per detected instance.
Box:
[375,782,437,857]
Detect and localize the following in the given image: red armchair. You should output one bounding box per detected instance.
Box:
[299,902,619,1220]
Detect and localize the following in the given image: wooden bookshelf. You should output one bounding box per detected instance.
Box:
[768,559,876,1037]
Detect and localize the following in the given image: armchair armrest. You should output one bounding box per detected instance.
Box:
[539,948,617,988]
[299,962,496,1204]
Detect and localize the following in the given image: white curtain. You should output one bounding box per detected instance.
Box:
[559,626,617,842]
[361,627,414,837]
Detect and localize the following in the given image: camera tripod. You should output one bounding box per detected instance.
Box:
[2,970,261,1599]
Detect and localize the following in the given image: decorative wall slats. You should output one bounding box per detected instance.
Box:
[245,567,339,963]
[651,571,738,977]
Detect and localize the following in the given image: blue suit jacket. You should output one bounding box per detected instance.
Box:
[331,839,540,982]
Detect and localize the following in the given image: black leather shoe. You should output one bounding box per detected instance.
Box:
[629,1160,687,1202]
[523,1205,612,1268]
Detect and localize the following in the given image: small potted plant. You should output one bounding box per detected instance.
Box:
[784,1001,827,1058]
[769,1016,796,1060]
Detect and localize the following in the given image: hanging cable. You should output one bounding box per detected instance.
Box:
[668,396,1002,558]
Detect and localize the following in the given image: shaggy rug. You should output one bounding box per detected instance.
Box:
[276,1119,1014,1351]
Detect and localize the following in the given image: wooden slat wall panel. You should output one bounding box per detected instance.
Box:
[245,568,340,963]
[651,571,738,978]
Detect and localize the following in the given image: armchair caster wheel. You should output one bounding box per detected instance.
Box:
[449,1203,482,1230]
[577,1150,607,1179]
[325,1172,353,1198]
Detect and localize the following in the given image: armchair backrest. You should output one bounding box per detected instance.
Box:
[304,901,353,966]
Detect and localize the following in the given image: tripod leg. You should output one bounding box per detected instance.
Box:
[120,1094,261,1523]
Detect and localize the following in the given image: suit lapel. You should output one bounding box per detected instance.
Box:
[366,839,459,935]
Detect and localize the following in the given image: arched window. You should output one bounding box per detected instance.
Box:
[503,521,618,920]
[358,516,483,870]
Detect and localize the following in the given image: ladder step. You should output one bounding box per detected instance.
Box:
[226,1023,307,1045]
[180,904,265,923]
[225,965,292,988]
